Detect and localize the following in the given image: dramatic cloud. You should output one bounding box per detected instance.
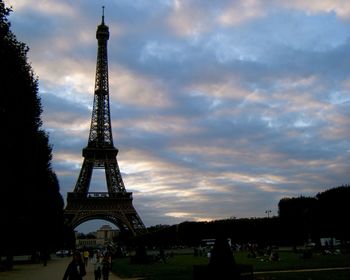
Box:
[4,0,350,232]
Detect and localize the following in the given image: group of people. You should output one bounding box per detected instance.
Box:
[92,251,111,280]
[62,250,111,280]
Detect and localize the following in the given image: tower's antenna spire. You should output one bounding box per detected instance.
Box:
[102,6,105,24]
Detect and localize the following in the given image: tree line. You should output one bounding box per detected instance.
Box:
[0,1,65,268]
[137,185,350,248]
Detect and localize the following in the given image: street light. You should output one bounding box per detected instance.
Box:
[265,209,272,218]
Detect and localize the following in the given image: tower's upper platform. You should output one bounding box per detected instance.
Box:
[96,6,109,40]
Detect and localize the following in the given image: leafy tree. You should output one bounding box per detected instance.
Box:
[315,185,350,240]
[0,0,64,266]
[278,196,317,244]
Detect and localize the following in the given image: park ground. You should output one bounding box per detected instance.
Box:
[0,255,141,280]
[1,248,350,280]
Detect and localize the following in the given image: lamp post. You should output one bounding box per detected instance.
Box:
[265,209,272,218]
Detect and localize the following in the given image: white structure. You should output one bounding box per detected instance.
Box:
[96,225,119,244]
[76,225,119,248]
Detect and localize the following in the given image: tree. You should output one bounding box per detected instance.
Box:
[278,186,350,244]
[278,196,317,244]
[315,185,350,240]
[0,0,64,266]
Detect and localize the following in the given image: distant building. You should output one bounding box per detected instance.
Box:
[76,225,119,248]
[96,225,119,243]
[77,238,97,247]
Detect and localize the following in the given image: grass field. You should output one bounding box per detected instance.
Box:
[111,248,350,280]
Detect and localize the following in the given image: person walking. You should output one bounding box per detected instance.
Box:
[83,249,90,267]
[101,254,111,280]
[62,251,86,280]
[92,251,103,280]
[159,246,166,263]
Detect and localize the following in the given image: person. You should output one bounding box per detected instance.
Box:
[42,249,48,266]
[63,251,86,280]
[269,248,279,261]
[159,246,166,263]
[92,251,102,280]
[101,254,110,280]
[83,249,90,267]
[208,236,238,279]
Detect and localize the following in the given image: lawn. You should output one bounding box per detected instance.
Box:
[235,249,350,271]
[111,248,350,280]
[112,252,207,280]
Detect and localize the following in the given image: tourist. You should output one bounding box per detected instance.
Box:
[159,246,166,263]
[62,251,86,280]
[208,236,238,279]
[83,249,90,267]
[102,254,111,280]
[92,251,103,280]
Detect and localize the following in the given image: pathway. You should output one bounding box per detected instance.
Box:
[254,266,350,275]
[0,256,142,280]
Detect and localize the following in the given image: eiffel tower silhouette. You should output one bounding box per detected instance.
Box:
[65,8,146,235]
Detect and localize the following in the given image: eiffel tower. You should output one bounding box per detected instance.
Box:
[65,8,146,235]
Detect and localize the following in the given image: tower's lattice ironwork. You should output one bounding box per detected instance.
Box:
[65,9,146,235]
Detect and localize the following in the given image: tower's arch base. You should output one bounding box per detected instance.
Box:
[64,192,146,236]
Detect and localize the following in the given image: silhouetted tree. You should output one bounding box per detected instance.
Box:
[278,186,350,245]
[278,196,317,245]
[137,186,350,250]
[315,185,350,241]
[0,1,64,267]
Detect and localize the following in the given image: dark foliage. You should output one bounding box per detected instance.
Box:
[136,185,350,248]
[315,186,350,239]
[0,0,64,261]
[278,185,350,244]
[278,196,317,244]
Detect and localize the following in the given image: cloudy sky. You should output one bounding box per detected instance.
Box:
[4,0,350,232]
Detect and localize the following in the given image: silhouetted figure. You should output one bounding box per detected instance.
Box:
[269,249,279,261]
[247,243,257,258]
[208,237,238,279]
[42,249,48,266]
[102,254,110,280]
[159,246,166,263]
[92,251,102,280]
[63,251,86,280]
[83,249,89,267]
[131,243,149,264]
